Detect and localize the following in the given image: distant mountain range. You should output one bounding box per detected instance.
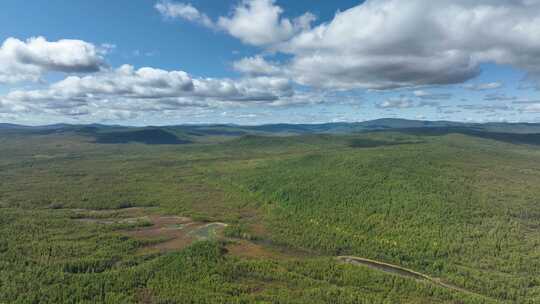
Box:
[2,119,540,134]
[2,119,540,146]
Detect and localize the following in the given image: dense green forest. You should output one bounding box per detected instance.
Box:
[1,122,539,303]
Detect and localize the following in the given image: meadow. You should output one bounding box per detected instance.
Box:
[1,123,539,303]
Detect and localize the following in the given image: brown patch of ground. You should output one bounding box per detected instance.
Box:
[71,207,304,261]
[125,215,200,253]
[71,208,229,253]
[248,222,270,239]
[136,288,154,304]
[226,240,282,259]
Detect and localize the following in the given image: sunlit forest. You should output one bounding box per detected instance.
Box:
[1,122,539,303]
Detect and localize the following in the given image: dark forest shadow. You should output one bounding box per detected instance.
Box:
[92,129,191,145]
[349,138,424,148]
[397,128,540,146]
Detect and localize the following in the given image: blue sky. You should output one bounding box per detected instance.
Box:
[0,0,539,125]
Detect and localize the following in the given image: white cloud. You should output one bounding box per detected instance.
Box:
[464,82,503,91]
[418,100,440,107]
[283,0,540,89]
[459,104,513,113]
[157,0,315,46]
[521,103,540,113]
[217,0,315,46]
[233,55,282,76]
[193,75,293,101]
[280,1,540,90]
[155,1,214,28]
[0,36,106,83]
[376,97,414,109]
[0,97,34,114]
[264,90,337,107]
[154,0,540,92]
[1,65,296,120]
[6,1,540,123]
[413,90,452,100]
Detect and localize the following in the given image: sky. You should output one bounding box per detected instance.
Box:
[1,0,540,126]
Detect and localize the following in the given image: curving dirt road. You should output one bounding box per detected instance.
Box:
[337,256,494,301]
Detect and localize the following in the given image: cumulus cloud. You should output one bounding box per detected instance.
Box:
[283,1,540,89]
[153,0,540,91]
[290,1,540,89]
[264,90,350,107]
[217,0,315,46]
[155,1,214,28]
[233,55,282,76]
[7,1,540,123]
[194,75,293,102]
[376,97,414,109]
[1,64,296,119]
[0,36,107,83]
[464,82,504,91]
[156,0,315,46]
[154,0,540,92]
